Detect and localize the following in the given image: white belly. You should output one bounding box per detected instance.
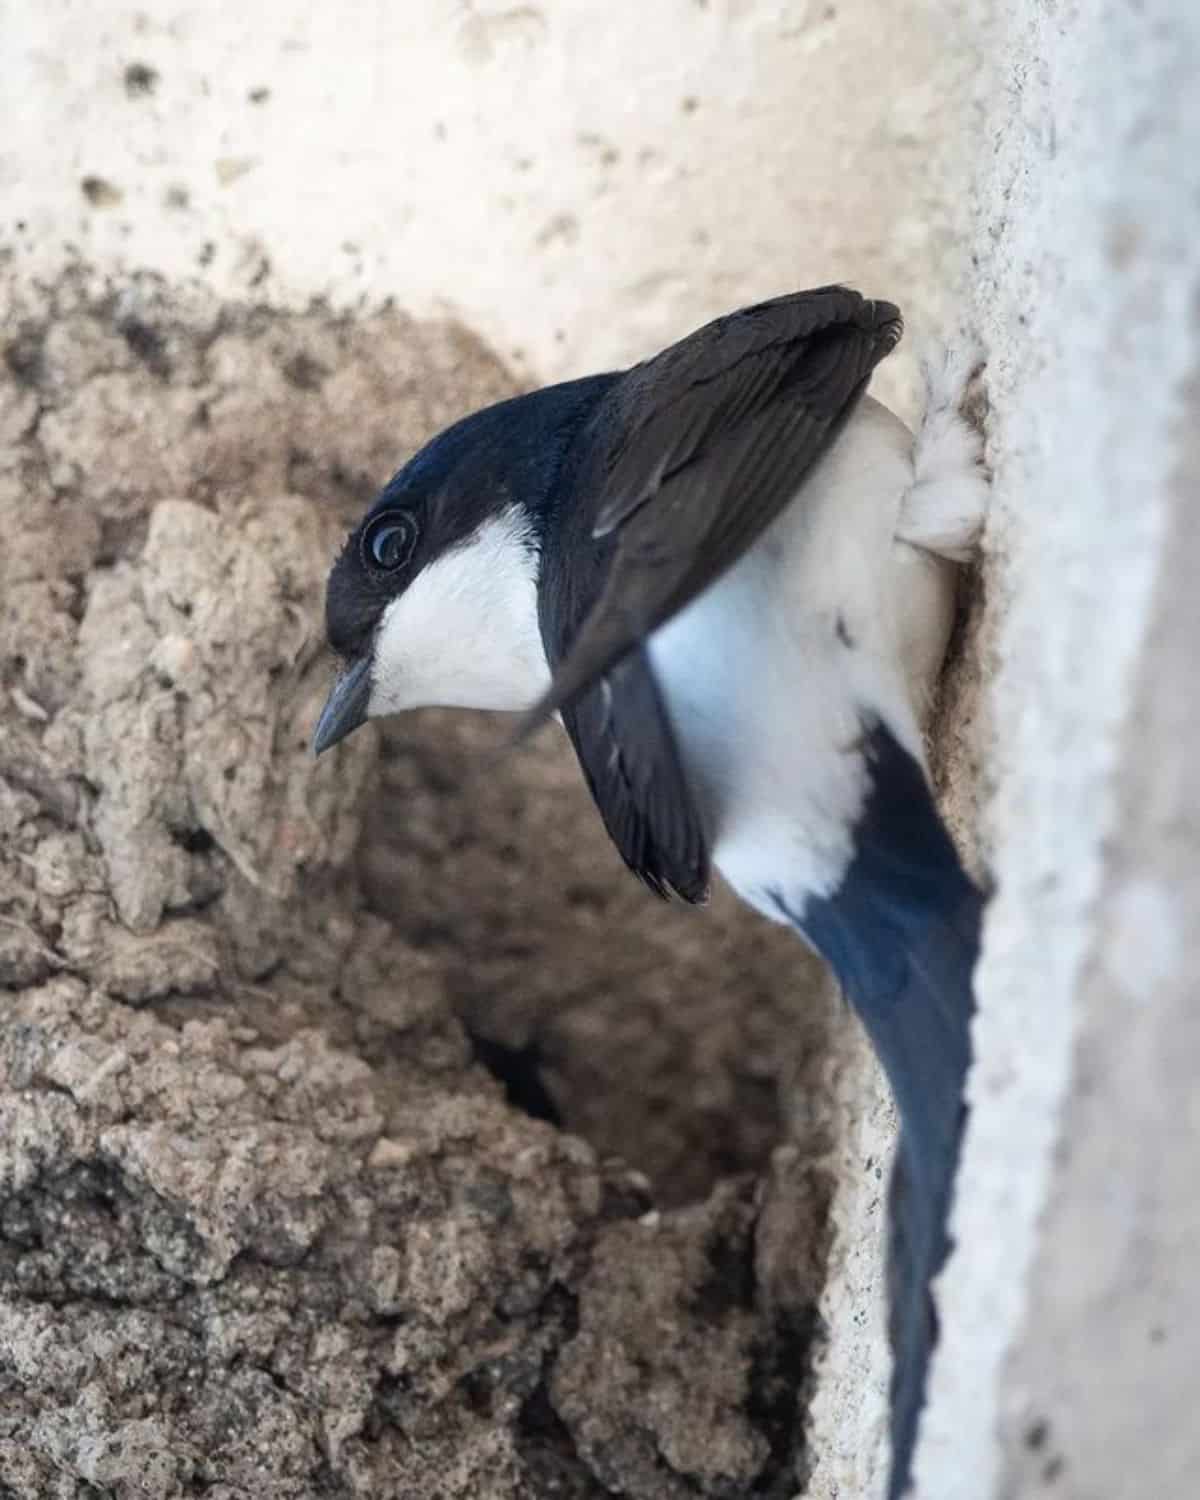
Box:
[646,398,958,915]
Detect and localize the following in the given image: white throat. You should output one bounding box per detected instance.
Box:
[368,505,551,715]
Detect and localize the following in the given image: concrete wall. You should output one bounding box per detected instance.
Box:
[919,3,1200,1495]
[4,1,1197,1496]
[4,0,983,407]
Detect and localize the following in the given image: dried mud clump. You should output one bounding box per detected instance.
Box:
[0,270,834,1497]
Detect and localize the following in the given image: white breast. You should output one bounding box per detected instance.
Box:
[647,397,962,917]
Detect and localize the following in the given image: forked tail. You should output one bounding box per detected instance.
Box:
[778,721,983,1499]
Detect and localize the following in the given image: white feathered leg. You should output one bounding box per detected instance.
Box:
[889,342,991,727]
[899,340,991,563]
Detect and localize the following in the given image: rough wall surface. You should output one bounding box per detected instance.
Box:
[917,2,1200,1495]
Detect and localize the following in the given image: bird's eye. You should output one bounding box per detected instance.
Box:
[361,510,418,573]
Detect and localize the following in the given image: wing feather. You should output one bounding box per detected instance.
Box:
[560,651,709,902]
[520,286,902,735]
[529,285,902,900]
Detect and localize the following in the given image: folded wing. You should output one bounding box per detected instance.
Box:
[518,285,904,735]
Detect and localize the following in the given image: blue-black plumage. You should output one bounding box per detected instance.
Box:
[776,720,983,1498]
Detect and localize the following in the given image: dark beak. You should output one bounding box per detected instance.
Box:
[313,655,373,756]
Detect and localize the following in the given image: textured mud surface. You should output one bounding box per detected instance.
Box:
[0,270,837,1497]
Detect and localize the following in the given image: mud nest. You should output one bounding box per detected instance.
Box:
[0,270,841,1498]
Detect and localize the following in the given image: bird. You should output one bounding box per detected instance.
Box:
[313,285,989,1498]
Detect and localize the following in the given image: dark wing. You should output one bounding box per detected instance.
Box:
[516,285,903,736]
[558,648,709,902]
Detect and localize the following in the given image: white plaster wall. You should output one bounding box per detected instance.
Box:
[917,2,1200,1495]
[3,0,984,410]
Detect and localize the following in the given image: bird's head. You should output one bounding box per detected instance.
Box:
[312,376,615,755]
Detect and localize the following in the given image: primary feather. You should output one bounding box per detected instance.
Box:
[516,286,902,736]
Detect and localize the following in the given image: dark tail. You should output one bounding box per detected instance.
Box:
[779,722,983,1499]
